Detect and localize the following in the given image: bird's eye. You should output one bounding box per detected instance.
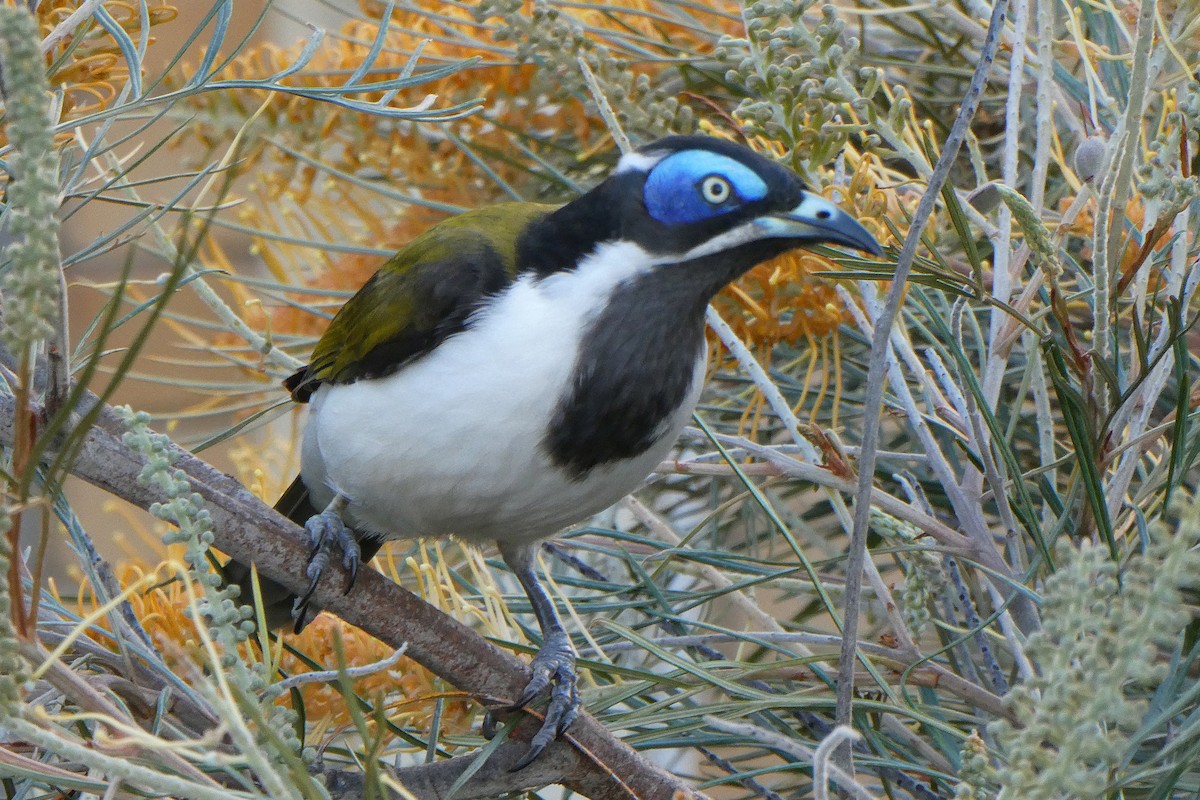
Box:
[642,151,765,225]
[700,175,732,205]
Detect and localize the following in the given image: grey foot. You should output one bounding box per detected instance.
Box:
[291,509,361,629]
[501,631,580,771]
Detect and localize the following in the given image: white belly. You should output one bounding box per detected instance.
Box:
[301,247,705,545]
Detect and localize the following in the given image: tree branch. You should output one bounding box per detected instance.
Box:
[1,390,704,800]
[319,740,592,800]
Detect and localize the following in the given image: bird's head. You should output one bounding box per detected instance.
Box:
[526,135,882,290]
[615,135,881,262]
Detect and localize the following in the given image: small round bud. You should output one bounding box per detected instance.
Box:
[1074,135,1108,183]
[967,181,1003,214]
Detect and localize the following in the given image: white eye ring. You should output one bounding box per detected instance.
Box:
[700,175,732,205]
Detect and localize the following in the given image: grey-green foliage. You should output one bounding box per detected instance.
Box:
[0,2,56,719]
[718,0,876,167]
[122,407,249,632]
[871,507,945,634]
[990,506,1200,800]
[1138,82,1200,209]
[119,407,306,763]
[955,732,995,800]
[475,0,696,142]
[0,504,22,710]
[0,6,63,354]
[986,183,1066,277]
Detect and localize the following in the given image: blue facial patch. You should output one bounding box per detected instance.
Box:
[643,150,769,225]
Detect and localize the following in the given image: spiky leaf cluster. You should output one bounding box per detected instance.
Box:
[0,6,62,354]
[120,407,304,758]
[718,0,875,166]
[990,515,1200,800]
[476,0,696,143]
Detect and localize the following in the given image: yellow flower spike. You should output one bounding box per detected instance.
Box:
[50,53,121,84]
[431,541,473,622]
[737,393,756,431]
[13,1,179,129]
[810,335,835,425]
[748,389,767,437]
[36,567,170,680]
[420,561,445,609]
[728,284,768,319]
[405,554,423,589]
[461,547,515,638]
[146,5,178,25]
[791,342,819,416]
[377,542,402,584]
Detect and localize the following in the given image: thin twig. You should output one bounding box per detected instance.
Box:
[696,746,787,800]
[943,556,1008,695]
[814,726,867,800]
[837,0,1010,766]
[579,57,633,154]
[703,717,879,800]
[1094,0,1161,371]
[274,646,408,692]
[670,431,972,551]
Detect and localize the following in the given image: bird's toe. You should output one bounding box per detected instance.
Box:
[304,510,346,554]
[506,633,579,770]
[548,665,580,736]
[291,505,361,628]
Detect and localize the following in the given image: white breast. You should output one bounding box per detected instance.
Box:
[301,242,705,545]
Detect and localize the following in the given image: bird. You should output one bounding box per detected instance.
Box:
[223,134,882,768]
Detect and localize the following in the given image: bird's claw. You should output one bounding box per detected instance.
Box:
[291,508,361,628]
[490,631,579,771]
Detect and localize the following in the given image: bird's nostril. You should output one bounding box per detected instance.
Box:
[817,209,832,220]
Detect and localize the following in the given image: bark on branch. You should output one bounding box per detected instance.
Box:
[0,391,703,800]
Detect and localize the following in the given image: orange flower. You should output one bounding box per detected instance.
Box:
[9,0,179,123]
[74,560,474,744]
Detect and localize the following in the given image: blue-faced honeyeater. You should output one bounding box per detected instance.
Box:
[223,135,882,767]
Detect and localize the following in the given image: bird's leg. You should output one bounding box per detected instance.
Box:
[292,491,360,628]
[496,541,580,770]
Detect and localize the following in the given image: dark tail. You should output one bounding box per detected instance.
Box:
[224,476,386,632]
[220,475,320,630]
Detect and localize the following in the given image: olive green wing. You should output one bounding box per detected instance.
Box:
[285,202,555,402]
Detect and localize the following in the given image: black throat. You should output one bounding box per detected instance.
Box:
[528,159,807,478]
[542,243,784,479]
[542,267,707,478]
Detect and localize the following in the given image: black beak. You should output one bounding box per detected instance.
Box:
[761,191,883,256]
